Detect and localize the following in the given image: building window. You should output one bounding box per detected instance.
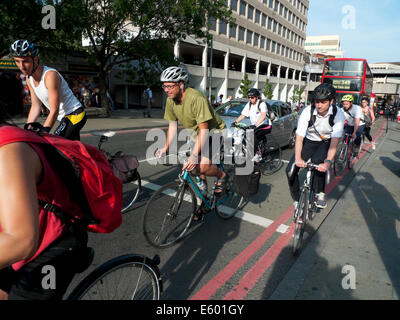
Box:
[255,9,260,24]
[260,36,265,49]
[238,26,245,41]
[231,0,238,11]
[267,39,271,51]
[277,43,280,55]
[262,14,267,27]
[254,33,259,47]
[219,20,227,35]
[246,30,253,44]
[278,24,282,36]
[274,1,279,12]
[267,17,272,30]
[248,5,254,20]
[269,0,273,8]
[229,23,237,39]
[279,3,283,15]
[239,0,246,16]
[273,20,277,33]
[209,17,216,31]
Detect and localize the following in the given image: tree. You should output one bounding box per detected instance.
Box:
[239,73,252,98]
[291,87,305,105]
[262,79,274,100]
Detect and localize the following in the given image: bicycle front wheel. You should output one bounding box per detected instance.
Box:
[67,255,162,300]
[347,143,355,169]
[333,142,347,176]
[215,164,244,220]
[122,172,142,214]
[260,139,282,176]
[292,189,309,256]
[143,180,196,248]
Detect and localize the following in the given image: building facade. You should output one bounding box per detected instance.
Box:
[305,35,344,58]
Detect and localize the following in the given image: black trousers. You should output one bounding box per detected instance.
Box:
[363,126,373,142]
[286,138,330,201]
[54,107,87,141]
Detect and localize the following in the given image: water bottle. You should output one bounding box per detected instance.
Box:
[194,175,207,196]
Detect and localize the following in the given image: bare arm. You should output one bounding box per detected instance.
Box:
[317,137,340,172]
[182,121,209,171]
[294,134,306,167]
[0,143,42,270]
[43,71,61,129]
[234,115,246,124]
[26,80,42,124]
[370,107,375,123]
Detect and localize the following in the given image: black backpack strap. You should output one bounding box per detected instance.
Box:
[329,105,337,127]
[308,105,316,128]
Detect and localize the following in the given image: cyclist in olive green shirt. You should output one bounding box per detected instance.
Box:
[155,66,227,221]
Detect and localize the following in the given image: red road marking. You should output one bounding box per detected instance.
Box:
[191,119,387,300]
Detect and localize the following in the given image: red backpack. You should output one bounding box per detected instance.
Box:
[0,126,122,233]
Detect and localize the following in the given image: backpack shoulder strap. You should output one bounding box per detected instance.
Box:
[308,105,316,128]
[329,105,337,127]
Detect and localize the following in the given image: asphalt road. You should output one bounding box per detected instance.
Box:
[64,117,386,300]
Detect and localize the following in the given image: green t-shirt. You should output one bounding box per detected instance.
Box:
[164,88,226,135]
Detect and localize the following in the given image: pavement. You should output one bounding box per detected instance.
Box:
[271,118,400,300]
[12,108,400,300]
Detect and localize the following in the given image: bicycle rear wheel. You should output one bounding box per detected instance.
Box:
[259,139,282,176]
[215,164,244,220]
[143,180,196,248]
[333,142,348,176]
[122,172,142,214]
[292,189,309,256]
[67,255,162,300]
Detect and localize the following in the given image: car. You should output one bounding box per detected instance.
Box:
[215,99,298,148]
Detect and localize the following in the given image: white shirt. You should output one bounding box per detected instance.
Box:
[296,105,346,141]
[343,104,362,126]
[29,66,82,121]
[241,101,272,126]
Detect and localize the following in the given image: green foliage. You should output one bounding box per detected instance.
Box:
[291,87,305,104]
[239,74,252,98]
[262,79,274,100]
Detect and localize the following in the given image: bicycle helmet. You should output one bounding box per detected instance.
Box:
[10,40,39,57]
[247,88,261,97]
[341,94,354,102]
[160,66,189,83]
[312,83,336,101]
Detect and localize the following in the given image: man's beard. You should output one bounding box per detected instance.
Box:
[173,89,183,104]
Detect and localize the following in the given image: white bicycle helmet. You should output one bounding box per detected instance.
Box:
[160,66,189,83]
[10,40,39,57]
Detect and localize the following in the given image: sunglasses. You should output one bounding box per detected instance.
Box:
[162,84,179,90]
[248,96,257,99]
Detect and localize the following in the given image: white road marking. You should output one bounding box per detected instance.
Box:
[139,178,289,233]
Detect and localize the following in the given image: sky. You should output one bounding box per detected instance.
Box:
[306,0,400,63]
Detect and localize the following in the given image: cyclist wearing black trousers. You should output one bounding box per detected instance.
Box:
[232,88,272,162]
[286,84,346,209]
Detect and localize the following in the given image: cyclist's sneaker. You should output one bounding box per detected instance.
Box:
[371,142,376,150]
[316,192,327,209]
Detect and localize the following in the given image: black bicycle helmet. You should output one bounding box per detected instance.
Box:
[312,83,336,101]
[10,40,39,57]
[248,88,261,97]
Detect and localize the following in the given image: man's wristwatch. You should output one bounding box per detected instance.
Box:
[324,159,332,165]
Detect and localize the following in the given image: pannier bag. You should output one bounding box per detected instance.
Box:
[110,151,139,183]
[233,168,261,198]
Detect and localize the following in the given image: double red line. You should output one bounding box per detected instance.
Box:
[190,119,387,300]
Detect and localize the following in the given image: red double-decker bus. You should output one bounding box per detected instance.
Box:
[321,58,373,105]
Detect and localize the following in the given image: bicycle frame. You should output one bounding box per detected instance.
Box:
[178,162,235,211]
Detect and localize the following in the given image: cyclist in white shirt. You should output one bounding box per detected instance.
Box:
[341,94,363,156]
[10,40,86,140]
[286,84,346,209]
[232,88,272,162]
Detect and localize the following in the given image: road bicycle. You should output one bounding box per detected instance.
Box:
[142,156,244,248]
[333,133,356,176]
[93,131,142,213]
[65,248,162,300]
[288,160,331,256]
[230,123,282,175]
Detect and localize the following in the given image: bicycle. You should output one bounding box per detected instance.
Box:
[65,248,163,300]
[230,123,282,175]
[288,160,331,256]
[92,131,142,213]
[333,132,356,176]
[142,153,244,248]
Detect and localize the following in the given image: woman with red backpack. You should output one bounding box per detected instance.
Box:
[0,72,122,300]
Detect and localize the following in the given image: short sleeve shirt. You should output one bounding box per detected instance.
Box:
[343,104,362,126]
[164,87,226,134]
[296,105,346,141]
[241,101,272,126]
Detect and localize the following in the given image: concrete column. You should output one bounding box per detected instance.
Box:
[255,57,261,89]
[267,61,271,79]
[242,54,247,74]
[124,85,129,109]
[222,48,230,100]
[174,40,180,60]
[200,44,208,93]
